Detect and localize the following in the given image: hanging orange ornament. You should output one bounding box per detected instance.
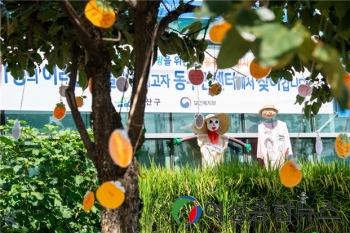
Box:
[208,83,222,96]
[89,78,93,94]
[279,160,302,188]
[83,190,95,211]
[209,21,232,44]
[76,96,84,108]
[108,129,133,168]
[53,102,67,120]
[335,133,350,158]
[96,181,125,209]
[249,58,271,79]
[84,0,116,29]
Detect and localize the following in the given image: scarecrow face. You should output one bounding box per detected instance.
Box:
[262,109,277,119]
[206,117,220,132]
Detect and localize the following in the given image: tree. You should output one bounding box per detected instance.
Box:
[2,0,350,232]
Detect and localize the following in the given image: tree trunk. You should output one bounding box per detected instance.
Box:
[89,2,160,233]
[59,1,160,232]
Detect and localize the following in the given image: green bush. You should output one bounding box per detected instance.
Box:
[0,121,100,232]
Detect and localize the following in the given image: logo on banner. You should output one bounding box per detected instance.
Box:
[180,97,191,108]
[172,196,202,225]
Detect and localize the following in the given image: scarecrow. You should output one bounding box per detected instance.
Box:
[169,113,251,168]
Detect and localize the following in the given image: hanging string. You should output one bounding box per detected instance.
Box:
[344,116,350,133]
[17,54,30,121]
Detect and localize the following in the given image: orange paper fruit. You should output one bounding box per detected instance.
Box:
[89,78,93,94]
[85,0,116,29]
[249,58,272,79]
[53,102,66,120]
[83,191,95,211]
[279,161,302,188]
[96,181,125,209]
[335,133,350,158]
[209,21,232,44]
[208,83,222,96]
[76,96,84,108]
[108,129,133,168]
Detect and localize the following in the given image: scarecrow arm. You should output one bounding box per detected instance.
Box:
[165,135,198,148]
[228,137,252,152]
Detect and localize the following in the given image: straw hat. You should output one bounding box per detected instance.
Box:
[259,104,279,116]
[194,113,230,135]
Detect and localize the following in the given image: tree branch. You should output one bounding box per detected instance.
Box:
[155,1,197,42]
[66,41,96,160]
[56,0,90,39]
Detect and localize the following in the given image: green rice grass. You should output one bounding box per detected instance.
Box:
[139,160,350,233]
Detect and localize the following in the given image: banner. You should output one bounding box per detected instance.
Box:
[0,49,334,114]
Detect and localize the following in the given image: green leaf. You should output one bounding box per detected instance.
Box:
[311,102,321,115]
[181,21,202,39]
[206,73,213,80]
[122,30,134,45]
[202,0,233,17]
[78,68,88,90]
[32,149,40,156]
[0,136,14,146]
[334,2,348,19]
[304,103,312,119]
[31,192,44,200]
[75,175,84,186]
[37,9,60,21]
[48,24,63,35]
[217,28,251,69]
[250,21,305,62]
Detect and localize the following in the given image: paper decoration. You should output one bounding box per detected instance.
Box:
[236,75,242,90]
[89,78,93,94]
[335,133,350,158]
[195,114,204,129]
[96,181,125,209]
[12,119,21,140]
[75,96,84,108]
[59,85,68,97]
[84,0,116,29]
[116,77,129,92]
[249,59,271,79]
[53,102,67,120]
[208,83,222,96]
[298,84,312,97]
[83,190,95,211]
[315,134,323,155]
[209,21,232,44]
[188,69,204,86]
[279,160,302,188]
[108,129,133,168]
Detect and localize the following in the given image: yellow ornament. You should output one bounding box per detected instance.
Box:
[83,190,95,211]
[96,181,125,209]
[85,0,116,29]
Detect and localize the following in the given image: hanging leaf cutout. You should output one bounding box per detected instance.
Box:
[83,190,95,211]
[12,119,21,140]
[315,134,323,155]
[84,0,116,29]
[236,75,242,90]
[108,129,133,168]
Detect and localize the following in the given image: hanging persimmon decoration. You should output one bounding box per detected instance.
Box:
[84,0,116,29]
[75,96,86,108]
[96,181,125,209]
[208,83,222,96]
[108,129,133,168]
[82,190,95,211]
[249,58,272,80]
[209,21,232,44]
[279,160,303,188]
[53,102,67,120]
[335,133,350,158]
